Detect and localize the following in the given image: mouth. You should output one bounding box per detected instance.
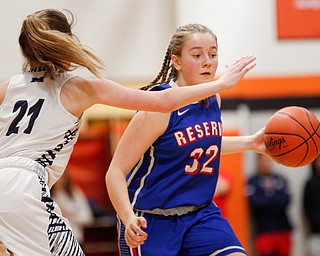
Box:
[200,72,211,76]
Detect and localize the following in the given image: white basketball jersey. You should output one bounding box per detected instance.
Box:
[0,68,81,187]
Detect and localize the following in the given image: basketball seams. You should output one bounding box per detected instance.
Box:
[276,110,319,154]
[304,109,320,155]
[271,141,309,167]
[277,111,313,135]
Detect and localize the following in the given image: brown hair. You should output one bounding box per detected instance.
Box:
[142,23,217,91]
[19,9,104,78]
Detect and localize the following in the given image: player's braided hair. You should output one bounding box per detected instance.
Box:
[141,23,217,91]
[141,23,217,107]
[19,9,104,79]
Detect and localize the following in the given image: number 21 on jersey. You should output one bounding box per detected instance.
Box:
[6,99,45,136]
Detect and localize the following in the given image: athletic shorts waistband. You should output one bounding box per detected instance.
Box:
[135,203,208,216]
[0,156,48,182]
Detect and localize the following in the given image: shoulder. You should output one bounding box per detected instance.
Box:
[215,93,221,107]
[64,75,85,86]
[0,79,10,89]
[61,76,96,116]
[63,76,100,97]
[134,107,171,129]
[62,76,88,98]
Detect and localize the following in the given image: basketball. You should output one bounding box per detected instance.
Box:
[264,106,320,167]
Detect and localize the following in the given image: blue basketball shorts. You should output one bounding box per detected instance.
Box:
[118,203,246,256]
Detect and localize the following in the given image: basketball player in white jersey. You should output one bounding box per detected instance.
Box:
[0,9,256,255]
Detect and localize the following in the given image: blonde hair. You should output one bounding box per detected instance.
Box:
[142,23,217,90]
[19,9,104,78]
[141,24,217,107]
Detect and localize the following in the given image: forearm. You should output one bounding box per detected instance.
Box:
[221,136,254,155]
[162,80,227,112]
[221,127,266,155]
[92,78,227,113]
[105,169,135,226]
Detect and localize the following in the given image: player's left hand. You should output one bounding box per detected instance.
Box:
[252,127,267,154]
[124,216,148,248]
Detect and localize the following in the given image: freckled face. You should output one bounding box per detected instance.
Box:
[173,32,218,86]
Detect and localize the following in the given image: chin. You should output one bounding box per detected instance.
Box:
[200,79,213,83]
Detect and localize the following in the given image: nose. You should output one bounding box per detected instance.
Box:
[202,56,211,67]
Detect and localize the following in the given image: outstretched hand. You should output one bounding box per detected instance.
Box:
[218,55,256,89]
[124,216,148,248]
[251,127,267,155]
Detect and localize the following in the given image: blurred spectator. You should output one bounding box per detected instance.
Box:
[247,154,293,256]
[51,171,94,244]
[303,155,320,256]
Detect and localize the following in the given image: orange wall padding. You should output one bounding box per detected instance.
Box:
[66,120,131,213]
[219,130,251,254]
[220,75,320,99]
[66,124,114,212]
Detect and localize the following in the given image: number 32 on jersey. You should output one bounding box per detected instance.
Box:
[185,144,218,175]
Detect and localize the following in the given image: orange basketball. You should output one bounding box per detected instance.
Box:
[264,106,320,167]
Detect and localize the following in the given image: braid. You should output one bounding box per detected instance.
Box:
[142,24,217,107]
[141,47,173,91]
[142,24,216,92]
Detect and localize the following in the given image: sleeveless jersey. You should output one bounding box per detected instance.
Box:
[0,68,81,187]
[127,81,223,211]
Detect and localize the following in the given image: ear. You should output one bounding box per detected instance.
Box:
[171,55,181,71]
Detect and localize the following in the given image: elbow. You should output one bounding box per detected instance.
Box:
[105,167,122,191]
[105,170,112,188]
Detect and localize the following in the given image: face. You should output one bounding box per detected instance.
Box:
[172,32,218,86]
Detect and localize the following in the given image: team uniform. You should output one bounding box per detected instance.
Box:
[0,68,84,255]
[303,170,320,256]
[119,81,246,256]
[247,172,292,256]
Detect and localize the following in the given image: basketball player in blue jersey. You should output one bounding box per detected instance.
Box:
[0,10,256,255]
[106,24,266,256]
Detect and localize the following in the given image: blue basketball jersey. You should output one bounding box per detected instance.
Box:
[127,82,223,211]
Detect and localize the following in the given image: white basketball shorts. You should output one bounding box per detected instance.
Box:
[0,157,84,256]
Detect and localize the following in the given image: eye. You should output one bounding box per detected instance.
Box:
[210,53,217,58]
[193,54,201,58]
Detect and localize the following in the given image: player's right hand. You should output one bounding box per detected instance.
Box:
[219,55,256,89]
